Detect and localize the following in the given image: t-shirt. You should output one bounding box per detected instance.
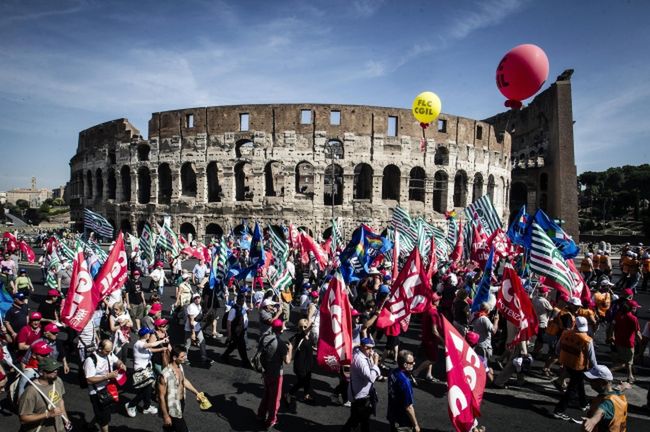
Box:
[453,299,469,326]
[83,352,119,394]
[38,301,59,322]
[614,311,640,348]
[6,303,29,332]
[533,295,553,328]
[133,339,152,370]
[472,315,494,350]
[193,264,208,281]
[15,275,31,291]
[127,279,145,305]
[227,304,249,331]
[17,326,42,349]
[0,259,16,275]
[290,333,314,375]
[185,303,202,332]
[421,306,441,344]
[259,309,275,335]
[18,377,66,432]
[387,368,414,426]
[259,332,288,377]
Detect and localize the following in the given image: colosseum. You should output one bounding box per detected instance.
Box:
[68,100,515,242]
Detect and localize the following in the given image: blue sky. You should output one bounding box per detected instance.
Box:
[1,0,649,191]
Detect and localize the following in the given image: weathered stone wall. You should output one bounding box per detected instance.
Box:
[70,104,512,241]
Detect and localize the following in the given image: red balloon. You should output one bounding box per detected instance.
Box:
[496,44,549,108]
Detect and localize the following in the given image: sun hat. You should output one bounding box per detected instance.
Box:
[38,357,62,372]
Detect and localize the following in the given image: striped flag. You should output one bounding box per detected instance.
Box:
[446,217,458,249]
[331,218,343,253]
[209,237,229,289]
[57,240,75,262]
[139,222,155,265]
[464,195,502,236]
[529,222,574,295]
[268,225,289,270]
[83,208,114,239]
[271,267,293,292]
[156,222,180,256]
[48,250,61,271]
[391,207,417,258]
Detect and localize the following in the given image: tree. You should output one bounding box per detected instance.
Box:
[52,198,65,206]
[16,199,29,209]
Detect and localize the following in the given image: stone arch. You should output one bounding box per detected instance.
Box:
[453,170,468,207]
[95,168,103,199]
[234,161,253,201]
[434,146,449,165]
[136,220,147,236]
[433,170,448,213]
[120,166,131,202]
[158,163,172,204]
[382,165,400,200]
[137,144,150,161]
[353,163,373,200]
[264,161,284,197]
[510,182,527,212]
[326,139,344,159]
[408,167,425,202]
[295,161,315,196]
[86,170,93,199]
[76,171,84,198]
[137,166,151,204]
[324,163,343,205]
[472,173,483,203]
[180,162,197,197]
[235,139,254,158]
[322,227,333,240]
[107,169,116,200]
[487,175,496,203]
[120,219,132,234]
[180,222,196,240]
[206,162,222,202]
[205,223,223,239]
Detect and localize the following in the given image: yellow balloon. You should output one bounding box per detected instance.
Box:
[411,91,442,124]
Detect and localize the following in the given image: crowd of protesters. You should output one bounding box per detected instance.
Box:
[0,231,649,432]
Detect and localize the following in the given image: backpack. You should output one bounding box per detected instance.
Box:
[252,333,277,373]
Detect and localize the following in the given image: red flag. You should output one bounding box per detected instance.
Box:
[180,246,203,261]
[199,243,211,264]
[539,275,571,300]
[320,237,332,257]
[179,235,189,247]
[288,224,300,249]
[19,240,35,263]
[567,259,591,305]
[392,230,400,280]
[317,271,353,372]
[94,232,128,298]
[487,228,513,260]
[299,232,329,270]
[443,316,486,432]
[496,264,539,347]
[3,231,18,252]
[377,247,431,331]
[45,237,59,255]
[60,245,95,331]
[426,235,438,279]
[450,220,464,262]
[470,223,490,269]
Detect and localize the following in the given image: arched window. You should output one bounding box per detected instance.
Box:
[540,173,549,191]
[120,219,132,234]
[487,175,496,203]
[205,223,223,239]
[235,139,254,158]
[353,163,373,200]
[326,139,344,160]
[408,167,425,202]
[137,167,151,204]
[264,161,284,197]
[382,165,400,200]
[180,163,197,197]
[453,170,468,207]
[137,144,150,161]
[180,222,196,241]
[136,220,147,236]
[86,170,93,199]
[324,164,343,205]
[120,166,131,202]
[540,193,548,212]
[434,147,449,165]
[158,163,172,204]
[295,161,315,196]
[433,171,448,213]
[107,169,116,200]
[207,162,221,202]
[235,162,253,201]
[472,173,483,203]
[510,182,527,213]
[95,169,103,199]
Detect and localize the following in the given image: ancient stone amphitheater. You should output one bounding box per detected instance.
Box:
[68,104,512,241]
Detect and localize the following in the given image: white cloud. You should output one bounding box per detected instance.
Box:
[446,0,529,41]
[351,0,386,18]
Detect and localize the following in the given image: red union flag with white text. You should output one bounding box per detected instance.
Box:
[317,271,353,372]
[94,231,129,299]
[60,242,95,331]
[496,264,539,346]
[443,315,486,432]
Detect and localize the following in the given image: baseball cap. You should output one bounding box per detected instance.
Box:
[154,318,169,327]
[367,267,380,275]
[138,327,153,337]
[148,303,162,315]
[302,282,311,288]
[31,340,53,356]
[466,331,480,346]
[262,298,279,308]
[629,300,641,309]
[271,319,284,329]
[47,289,61,297]
[569,297,582,307]
[309,291,319,298]
[19,268,27,274]
[132,269,141,276]
[351,309,361,317]
[539,286,549,294]
[30,312,42,321]
[44,323,60,333]
[575,316,588,332]
[383,274,392,281]
[379,284,391,295]
[38,357,62,372]
[14,292,27,301]
[360,337,375,347]
[192,293,201,300]
[155,261,164,268]
[584,365,613,381]
[622,288,634,299]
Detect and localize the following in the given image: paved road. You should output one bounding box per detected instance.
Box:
[4,212,28,228]
[2,263,649,432]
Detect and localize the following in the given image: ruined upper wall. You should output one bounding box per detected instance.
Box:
[77,119,142,153]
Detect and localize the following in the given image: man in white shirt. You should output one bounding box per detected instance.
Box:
[184,294,212,367]
[149,261,167,296]
[84,339,127,432]
[342,337,381,432]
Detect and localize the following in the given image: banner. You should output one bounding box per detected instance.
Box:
[470,222,490,269]
[496,264,539,346]
[443,316,486,432]
[94,232,128,299]
[60,242,95,331]
[299,231,329,270]
[317,271,353,372]
[19,240,35,263]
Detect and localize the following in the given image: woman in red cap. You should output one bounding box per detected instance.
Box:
[38,289,62,325]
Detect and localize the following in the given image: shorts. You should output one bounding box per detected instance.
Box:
[419,341,438,362]
[130,303,145,320]
[615,345,634,364]
[89,393,112,427]
[386,335,400,351]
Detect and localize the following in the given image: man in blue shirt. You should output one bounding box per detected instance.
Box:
[387,350,420,432]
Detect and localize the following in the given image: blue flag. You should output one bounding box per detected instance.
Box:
[471,247,495,314]
[0,279,13,317]
[339,225,393,283]
[507,205,529,246]
[249,222,265,267]
[526,209,579,259]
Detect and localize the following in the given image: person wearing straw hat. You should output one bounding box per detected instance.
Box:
[18,357,71,432]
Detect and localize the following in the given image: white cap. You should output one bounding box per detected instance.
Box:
[448,273,458,286]
[569,297,582,307]
[575,316,588,332]
[262,298,278,308]
[584,365,613,381]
